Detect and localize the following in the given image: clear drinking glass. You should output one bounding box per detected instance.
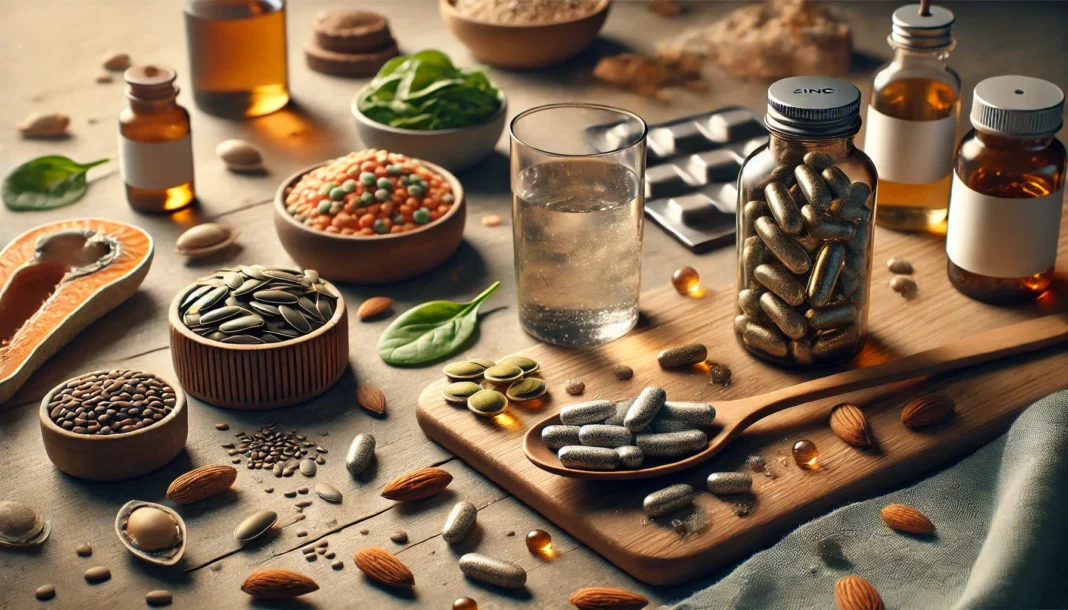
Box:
[510,104,647,347]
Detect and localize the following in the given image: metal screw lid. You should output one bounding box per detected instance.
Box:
[890,4,954,50]
[970,75,1064,136]
[765,77,862,138]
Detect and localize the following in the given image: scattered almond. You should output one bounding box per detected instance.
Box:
[901,394,955,429]
[880,504,935,535]
[95,73,114,84]
[356,296,393,320]
[481,214,502,227]
[102,52,131,71]
[166,464,238,504]
[18,113,70,138]
[829,403,872,448]
[381,467,453,501]
[352,547,415,588]
[570,586,649,609]
[834,575,883,610]
[356,384,386,415]
[240,569,318,599]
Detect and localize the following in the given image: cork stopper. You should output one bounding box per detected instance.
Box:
[124,65,178,100]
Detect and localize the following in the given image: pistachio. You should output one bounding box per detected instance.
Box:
[216,139,264,172]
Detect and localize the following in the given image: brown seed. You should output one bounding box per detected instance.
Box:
[76,543,93,557]
[613,365,633,381]
[389,530,408,543]
[657,343,708,368]
[901,395,955,429]
[240,569,319,599]
[381,467,453,501]
[564,379,585,396]
[352,547,415,588]
[829,403,872,448]
[356,384,387,415]
[569,587,649,610]
[145,590,173,606]
[889,275,918,298]
[166,464,238,504]
[356,297,393,320]
[215,423,229,430]
[880,504,935,535]
[35,584,56,600]
[481,214,502,227]
[84,567,111,583]
[834,575,884,610]
[886,258,913,274]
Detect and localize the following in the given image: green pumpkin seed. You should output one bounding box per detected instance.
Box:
[506,378,547,402]
[497,356,539,375]
[180,285,212,310]
[467,390,508,416]
[253,290,298,304]
[469,358,496,369]
[444,361,488,380]
[442,381,483,405]
[483,364,524,383]
[279,305,311,333]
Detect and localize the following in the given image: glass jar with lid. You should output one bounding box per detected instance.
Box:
[946,75,1065,303]
[735,77,878,367]
[866,3,960,232]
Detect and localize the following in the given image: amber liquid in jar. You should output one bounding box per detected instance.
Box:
[184,0,289,117]
[872,77,960,231]
[947,132,1066,303]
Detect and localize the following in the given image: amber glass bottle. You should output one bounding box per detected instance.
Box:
[946,76,1066,303]
[119,65,196,213]
[865,4,960,232]
[184,0,289,118]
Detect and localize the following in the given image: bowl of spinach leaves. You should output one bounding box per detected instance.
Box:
[353,50,507,172]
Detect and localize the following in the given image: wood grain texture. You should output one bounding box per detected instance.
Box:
[419,213,1068,585]
[169,291,349,409]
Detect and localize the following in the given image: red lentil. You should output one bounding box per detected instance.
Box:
[284,150,456,235]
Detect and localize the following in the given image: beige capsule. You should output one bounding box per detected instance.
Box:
[737,288,766,321]
[789,338,814,365]
[755,216,811,275]
[764,182,804,235]
[821,166,852,199]
[794,164,832,211]
[805,303,857,330]
[804,151,837,172]
[442,502,478,545]
[807,243,847,308]
[743,322,789,358]
[759,292,806,340]
[801,206,854,241]
[754,263,806,306]
[813,326,862,359]
[743,200,769,228]
[216,139,264,172]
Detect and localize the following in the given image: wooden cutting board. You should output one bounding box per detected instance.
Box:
[417,217,1068,586]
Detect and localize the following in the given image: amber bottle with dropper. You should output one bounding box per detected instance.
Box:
[119,65,196,213]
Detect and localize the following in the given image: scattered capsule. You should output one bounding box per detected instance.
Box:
[525,529,552,554]
[458,553,527,589]
[754,216,811,275]
[615,446,644,469]
[805,303,857,330]
[794,164,832,210]
[807,243,847,308]
[345,433,376,476]
[442,502,478,545]
[560,400,616,425]
[542,425,581,450]
[821,166,851,198]
[759,291,807,340]
[643,484,694,518]
[624,386,667,432]
[801,205,854,241]
[743,322,789,358]
[558,446,620,470]
[764,182,804,235]
[803,151,837,172]
[792,440,819,469]
[635,429,708,458]
[657,344,708,369]
[659,402,716,425]
[578,424,633,448]
[706,472,753,494]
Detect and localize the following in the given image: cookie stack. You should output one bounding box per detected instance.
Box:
[304,11,400,77]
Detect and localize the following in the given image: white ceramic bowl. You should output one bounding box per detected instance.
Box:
[351,94,507,173]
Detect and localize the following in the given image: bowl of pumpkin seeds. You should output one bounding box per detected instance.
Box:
[168,265,349,409]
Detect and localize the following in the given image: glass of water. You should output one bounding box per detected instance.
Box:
[510,104,647,347]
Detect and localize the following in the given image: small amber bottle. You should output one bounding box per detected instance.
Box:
[865,3,960,232]
[946,75,1065,303]
[119,65,196,213]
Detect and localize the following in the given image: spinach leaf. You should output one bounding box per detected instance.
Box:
[377,281,502,366]
[2,155,109,211]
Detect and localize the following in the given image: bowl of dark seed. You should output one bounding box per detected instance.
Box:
[39,369,188,481]
[168,265,349,409]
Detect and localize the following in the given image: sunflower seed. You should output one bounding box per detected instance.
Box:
[280,305,311,333]
[220,315,265,333]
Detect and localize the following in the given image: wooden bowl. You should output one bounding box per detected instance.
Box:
[273,160,466,285]
[39,372,187,482]
[440,0,610,69]
[168,280,349,409]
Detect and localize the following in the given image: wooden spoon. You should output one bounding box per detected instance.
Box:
[524,313,1068,480]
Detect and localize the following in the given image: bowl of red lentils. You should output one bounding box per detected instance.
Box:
[274,149,466,284]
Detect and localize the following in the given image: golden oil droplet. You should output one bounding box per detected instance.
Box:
[453,597,478,610]
[525,529,552,555]
[671,266,701,295]
[792,439,819,469]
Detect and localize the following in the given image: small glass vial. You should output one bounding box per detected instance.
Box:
[119,65,196,213]
[866,4,960,232]
[946,76,1065,303]
[184,0,289,117]
[735,77,878,368]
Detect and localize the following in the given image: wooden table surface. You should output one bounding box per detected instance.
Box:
[2,1,1066,608]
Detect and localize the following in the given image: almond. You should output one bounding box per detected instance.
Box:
[901,394,955,429]
[569,586,649,609]
[381,467,453,501]
[829,403,872,448]
[240,568,318,599]
[880,503,935,535]
[834,575,883,610]
[352,547,415,588]
[356,296,393,320]
[166,464,237,504]
[356,384,386,415]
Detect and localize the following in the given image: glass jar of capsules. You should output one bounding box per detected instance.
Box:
[735,77,878,367]
[866,3,960,232]
[946,76,1065,304]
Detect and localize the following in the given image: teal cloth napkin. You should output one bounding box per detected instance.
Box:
[668,390,1068,609]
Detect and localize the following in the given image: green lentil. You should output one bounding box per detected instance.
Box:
[376,177,393,191]
[374,189,390,202]
[318,201,331,214]
[372,219,389,234]
[341,179,358,193]
[359,172,376,185]
[360,191,374,204]
[413,208,431,224]
[329,187,345,201]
